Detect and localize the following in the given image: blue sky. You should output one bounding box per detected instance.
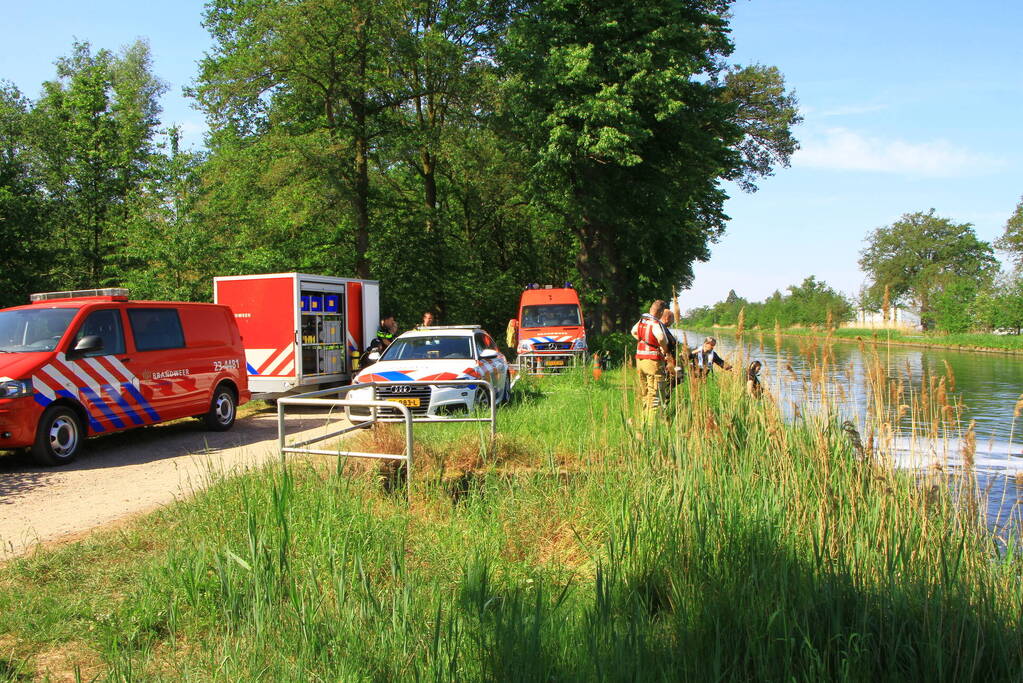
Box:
[2,0,1020,309]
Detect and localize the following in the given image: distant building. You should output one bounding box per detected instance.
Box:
[846,307,922,331]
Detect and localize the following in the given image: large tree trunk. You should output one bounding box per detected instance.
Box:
[575,217,606,335]
[353,106,370,279]
[352,17,371,280]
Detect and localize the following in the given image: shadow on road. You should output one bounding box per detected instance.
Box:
[0,405,342,504]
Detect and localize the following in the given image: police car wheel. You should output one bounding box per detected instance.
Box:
[204,385,237,431]
[31,405,84,466]
[474,387,492,413]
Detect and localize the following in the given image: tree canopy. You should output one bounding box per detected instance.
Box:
[683,276,853,329]
[1,1,801,339]
[996,195,1023,269]
[858,210,997,329]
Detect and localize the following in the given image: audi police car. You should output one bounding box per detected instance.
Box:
[348,326,510,418]
[0,289,250,465]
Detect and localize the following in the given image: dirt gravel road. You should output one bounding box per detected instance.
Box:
[0,405,346,560]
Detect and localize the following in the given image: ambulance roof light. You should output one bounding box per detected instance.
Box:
[30,288,130,303]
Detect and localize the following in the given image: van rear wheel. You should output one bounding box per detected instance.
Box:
[32,405,84,466]
[204,384,237,431]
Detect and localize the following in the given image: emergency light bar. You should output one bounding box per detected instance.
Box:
[415,325,481,330]
[30,288,130,302]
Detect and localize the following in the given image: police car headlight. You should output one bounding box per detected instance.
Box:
[518,342,531,353]
[573,338,587,350]
[0,379,32,399]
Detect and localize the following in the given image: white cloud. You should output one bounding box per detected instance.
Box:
[793,127,1002,177]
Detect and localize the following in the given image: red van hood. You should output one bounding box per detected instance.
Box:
[0,352,52,380]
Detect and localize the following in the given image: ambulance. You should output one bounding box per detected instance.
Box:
[513,284,587,374]
[213,273,380,398]
[0,288,250,466]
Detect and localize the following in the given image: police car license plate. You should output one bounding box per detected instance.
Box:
[545,360,565,366]
[386,397,420,407]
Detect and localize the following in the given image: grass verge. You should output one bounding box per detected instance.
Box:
[2,368,1021,680]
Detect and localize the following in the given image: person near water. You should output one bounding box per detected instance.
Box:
[659,309,684,391]
[747,360,763,398]
[690,336,732,378]
[630,300,669,412]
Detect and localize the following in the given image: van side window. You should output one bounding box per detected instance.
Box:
[74,309,125,357]
[128,309,185,351]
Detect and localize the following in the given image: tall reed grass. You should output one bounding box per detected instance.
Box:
[2,340,1022,680]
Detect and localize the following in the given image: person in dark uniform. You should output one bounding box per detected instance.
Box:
[365,314,398,362]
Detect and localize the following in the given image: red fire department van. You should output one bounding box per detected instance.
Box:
[512,284,587,374]
[214,273,380,398]
[0,288,250,466]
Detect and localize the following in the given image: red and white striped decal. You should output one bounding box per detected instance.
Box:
[32,354,155,433]
[245,346,296,376]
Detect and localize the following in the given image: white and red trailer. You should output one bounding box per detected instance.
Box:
[214,273,380,398]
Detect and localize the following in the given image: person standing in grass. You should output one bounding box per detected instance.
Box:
[660,309,684,392]
[631,300,670,412]
[690,336,732,378]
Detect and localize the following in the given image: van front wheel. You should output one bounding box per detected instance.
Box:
[204,385,237,431]
[32,405,84,466]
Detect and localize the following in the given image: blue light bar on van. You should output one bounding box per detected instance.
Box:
[30,288,130,302]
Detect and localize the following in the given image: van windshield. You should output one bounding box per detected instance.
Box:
[521,304,581,328]
[0,308,79,352]
[382,335,473,361]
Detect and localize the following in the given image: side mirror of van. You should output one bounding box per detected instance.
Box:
[366,351,381,362]
[71,335,103,356]
[480,349,499,359]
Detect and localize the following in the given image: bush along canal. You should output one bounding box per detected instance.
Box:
[2,358,1023,679]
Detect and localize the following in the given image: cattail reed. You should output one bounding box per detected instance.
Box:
[962,419,976,469]
[882,284,891,324]
[736,306,746,339]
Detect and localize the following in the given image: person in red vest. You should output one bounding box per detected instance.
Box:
[630,299,670,412]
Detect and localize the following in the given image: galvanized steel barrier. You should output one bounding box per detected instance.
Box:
[277,379,496,498]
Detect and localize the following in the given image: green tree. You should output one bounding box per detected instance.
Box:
[858,210,997,330]
[196,0,413,279]
[932,278,977,334]
[975,273,1023,334]
[115,128,220,301]
[995,195,1023,268]
[0,83,48,307]
[501,0,800,331]
[31,40,165,288]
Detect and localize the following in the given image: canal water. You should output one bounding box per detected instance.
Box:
[677,329,1023,539]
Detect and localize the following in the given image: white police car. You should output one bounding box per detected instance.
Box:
[348,326,510,418]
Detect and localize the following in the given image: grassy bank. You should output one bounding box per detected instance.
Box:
[2,367,1022,680]
[691,325,1023,354]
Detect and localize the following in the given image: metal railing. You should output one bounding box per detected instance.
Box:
[515,351,584,376]
[276,379,496,498]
